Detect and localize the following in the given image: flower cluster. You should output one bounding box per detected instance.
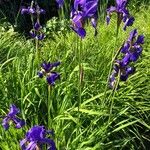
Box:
[21,2,45,40]
[109,29,144,89]
[70,0,98,38]
[20,125,56,150]
[1,104,25,130]
[106,0,134,30]
[37,61,60,86]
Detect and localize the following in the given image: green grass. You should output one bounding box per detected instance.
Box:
[0,7,150,150]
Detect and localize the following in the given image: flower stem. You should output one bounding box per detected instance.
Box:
[47,85,52,128]
[108,70,120,123]
[78,38,83,112]
[103,23,120,104]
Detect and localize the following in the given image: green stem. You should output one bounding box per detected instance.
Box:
[78,38,83,112]
[47,85,52,128]
[103,22,120,104]
[35,38,40,62]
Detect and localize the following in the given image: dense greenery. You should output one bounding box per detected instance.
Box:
[0,2,150,150]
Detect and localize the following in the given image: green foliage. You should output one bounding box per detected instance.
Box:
[0,6,150,150]
[44,17,70,38]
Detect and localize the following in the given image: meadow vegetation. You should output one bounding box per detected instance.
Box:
[0,2,150,150]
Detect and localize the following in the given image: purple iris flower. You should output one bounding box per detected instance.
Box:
[37,61,60,86]
[106,0,134,30]
[21,4,46,15]
[30,28,45,40]
[46,72,60,86]
[70,0,98,38]
[121,29,144,62]
[21,6,36,15]
[20,125,56,150]
[21,3,46,40]
[109,29,144,89]
[1,104,25,130]
[56,0,64,8]
[109,60,135,88]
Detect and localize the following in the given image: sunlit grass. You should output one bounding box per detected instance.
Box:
[0,6,150,150]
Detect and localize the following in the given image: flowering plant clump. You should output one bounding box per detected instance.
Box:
[70,0,99,38]
[21,1,46,40]
[1,104,25,130]
[20,125,56,150]
[106,0,134,30]
[37,61,60,86]
[109,29,144,88]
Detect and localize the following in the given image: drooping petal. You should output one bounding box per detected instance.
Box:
[20,138,27,150]
[130,52,139,62]
[123,16,135,31]
[40,138,56,150]
[109,72,116,89]
[121,42,130,53]
[107,6,116,14]
[106,15,110,25]
[91,15,98,36]
[2,117,10,130]
[106,6,116,25]
[120,72,128,81]
[29,30,36,39]
[71,26,86,38]
[13,117,25,129]
[28,7,35,14]
[72,13,83,28]
[37,33,45,40]
[37,71,44,78]
[39,8,46,14]
[21,7,29,14]
[122,53,130,66]
[46,72,60,86]
[26,141,37,150]
[126,67,135,74]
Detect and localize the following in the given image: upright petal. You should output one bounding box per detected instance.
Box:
[128,29,137,42]
[136,35,144,45]
[84,0,98,17]
[8,104,20,117]
[34,22,41,31]
[56,0,64,8]
[41,62,52,73]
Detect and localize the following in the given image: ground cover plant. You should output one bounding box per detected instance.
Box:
[0,0,150,149]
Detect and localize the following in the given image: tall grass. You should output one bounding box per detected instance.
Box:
[0,6,150,150]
